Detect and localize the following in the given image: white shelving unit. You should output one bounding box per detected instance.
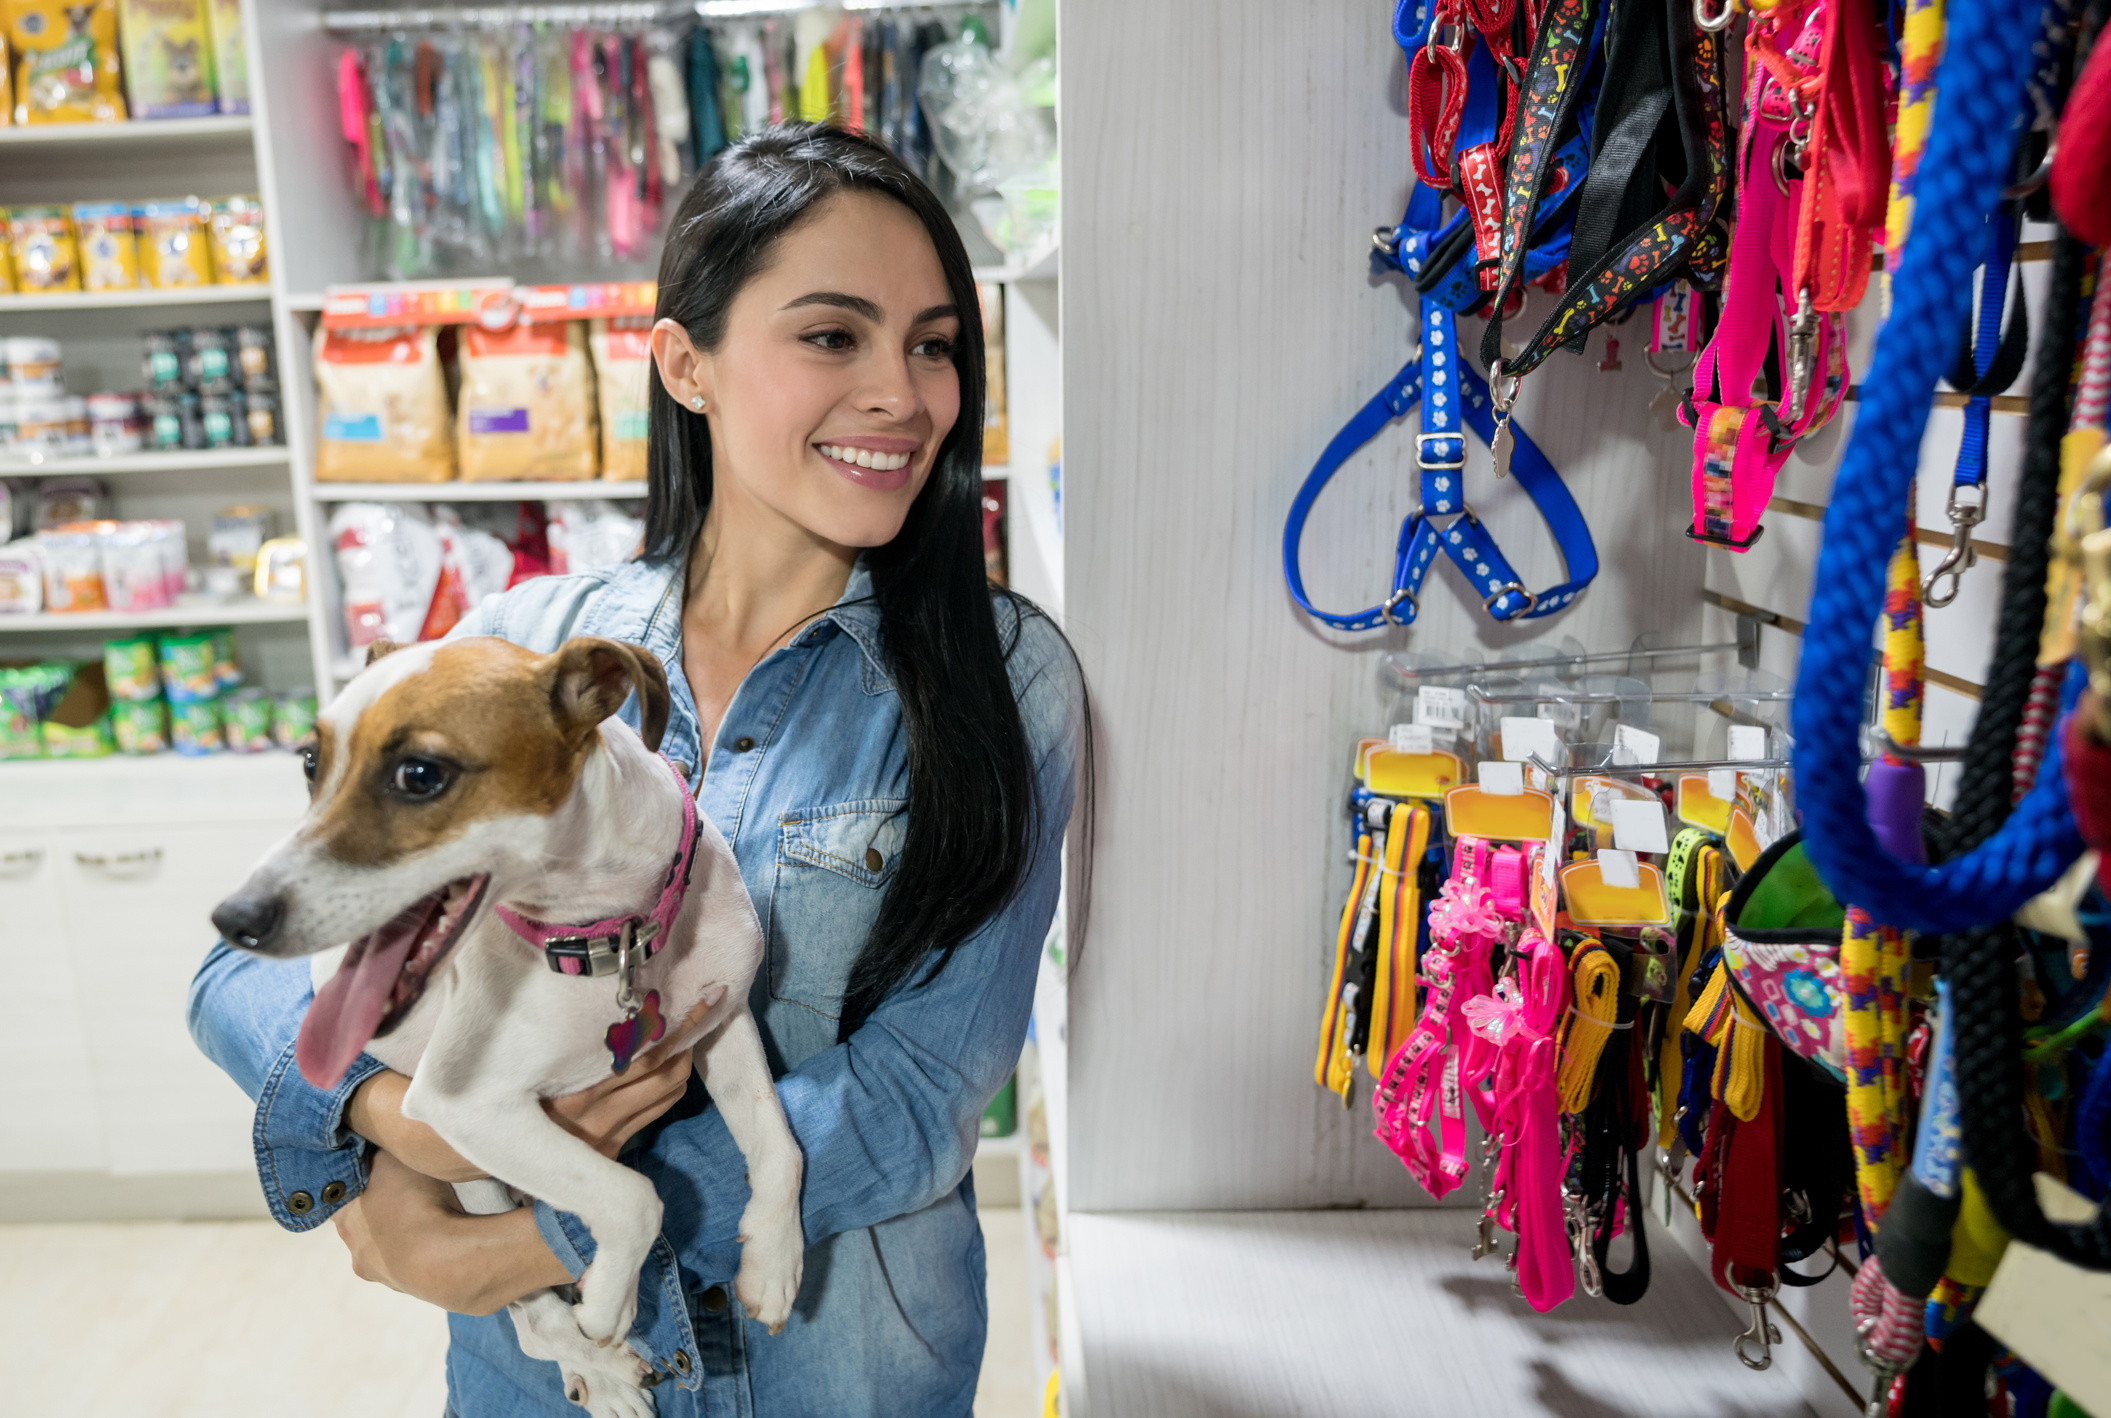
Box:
[2,599,305,632]
[310,480,648,502]
[3,448,289,477]
[0,115,254,148]
[0,286,272,313]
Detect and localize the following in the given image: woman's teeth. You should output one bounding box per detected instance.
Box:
[819,444,912,472]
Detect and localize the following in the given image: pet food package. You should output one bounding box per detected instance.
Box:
[206,0,244,113]
[35,528,105,611]
[547,499,644,574]
[0,541,41,613]
[116,0,215,117]
[38,662,113,758]
[327,501,440,649]
[206,195,266,283]
[418,507,514,639]
[457,321,598,481]
[314,326,455,482]
[8,0,127,124]
[6,207,79,291]
[72,200,139,291]
[589,317,653,480]
[1,32,13,125]
[102,634,158,700]
[137,198,215,287]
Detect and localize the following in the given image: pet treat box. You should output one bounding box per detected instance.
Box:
[117,0,217,118]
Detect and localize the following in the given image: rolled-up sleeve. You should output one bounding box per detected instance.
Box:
[189,941,384,1230]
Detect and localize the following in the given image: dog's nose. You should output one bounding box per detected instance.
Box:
[212,892,285,951]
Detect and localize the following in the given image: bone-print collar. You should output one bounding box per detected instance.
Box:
[492,753,700,978]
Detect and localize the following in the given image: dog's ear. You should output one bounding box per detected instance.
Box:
[547,637,671,753]
[364,639,403,668]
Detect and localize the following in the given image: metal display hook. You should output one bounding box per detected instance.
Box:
[1384,640,1745,684]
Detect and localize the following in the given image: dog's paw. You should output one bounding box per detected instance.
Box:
[574,1259,642,1348]
[561,1356,656,1418]
[735,1206,805,1334]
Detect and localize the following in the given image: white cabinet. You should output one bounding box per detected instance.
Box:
[0,833,107,1171]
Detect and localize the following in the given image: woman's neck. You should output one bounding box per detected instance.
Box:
[679,488,856,750]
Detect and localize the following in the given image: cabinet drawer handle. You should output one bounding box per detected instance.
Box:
[0,848,41,871]
[74,848,163,869]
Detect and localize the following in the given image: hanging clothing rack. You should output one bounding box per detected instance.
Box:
[321,0,985,30]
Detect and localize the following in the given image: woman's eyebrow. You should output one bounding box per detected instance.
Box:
[780,293,960,325]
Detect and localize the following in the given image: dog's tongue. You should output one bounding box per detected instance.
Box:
[296,901,434,1088]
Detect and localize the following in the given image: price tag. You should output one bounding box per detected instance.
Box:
[1728,725,1768,761]
[1478,760,1524,796]
[1416,685,1468,730]
[1389,723,1433,755]
[1612,724,1661,766]
[1534,689,1581,728]
[1597,848,1641,889]
[1708,768,1737,801]
[1590,786,1616,824]
[1500,716,1563,766]
[1609,798,1670,854]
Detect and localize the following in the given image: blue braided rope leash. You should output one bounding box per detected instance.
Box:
[1791,0,2083,934]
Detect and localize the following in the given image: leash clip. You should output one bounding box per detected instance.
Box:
[1487,361,1523,481]
[614,921,642,1016]
[1921,485,1986,607]
[1694,0,1740,31]
[1732,1278,1782,1370]
[1785,289,1817,418]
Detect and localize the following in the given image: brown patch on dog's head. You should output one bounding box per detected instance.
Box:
[304,636,671,868]
[365,639,404,667]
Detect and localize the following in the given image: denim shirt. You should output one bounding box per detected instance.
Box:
[187,557,1078,1418]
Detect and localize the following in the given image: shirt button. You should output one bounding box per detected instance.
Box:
[671,760,693,778]
[321,1181,347,1205]
[286,1191,313,1215]
[700,1285,728,1316]
[733,736,756,752]
[672,1348,694,1374]
[865,847,884,872]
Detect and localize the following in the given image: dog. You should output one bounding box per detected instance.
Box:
[211,635,805,1418]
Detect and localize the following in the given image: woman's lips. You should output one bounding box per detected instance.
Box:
[817,441,918,493]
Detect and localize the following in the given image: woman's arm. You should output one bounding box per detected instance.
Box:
[332,1150,574,1315]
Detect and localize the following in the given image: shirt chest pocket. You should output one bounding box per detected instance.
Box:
[767,799,907,1021]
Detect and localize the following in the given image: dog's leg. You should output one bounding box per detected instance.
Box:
[696,1008,805,1332]
[411,1091,661,1349]
[510,1289,656,1418]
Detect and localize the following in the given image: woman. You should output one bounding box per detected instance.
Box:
[189,124,1083,1418]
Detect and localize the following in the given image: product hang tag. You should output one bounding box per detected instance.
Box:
[1500,716,1563,767]
[1389,722,1434,756]
[1708,768,1737,801]
[1416,685,1468,730]
[1611,724,1660,767]
[1650,386,1685,434]
[1727,725,1768,762]
[1975,1177,2111,1413]
[1478,760,1525,796]
[1609,798,1670,854]
[1597,849,1642,889]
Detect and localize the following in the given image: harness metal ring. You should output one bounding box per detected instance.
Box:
[1484,580,1536,616]
[1487,362,1523,413]
[1695,0,1740,31]
[1645,350,1696,380]
[1382,586,1420,627]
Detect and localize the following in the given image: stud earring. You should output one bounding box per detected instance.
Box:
[690,395,706,411]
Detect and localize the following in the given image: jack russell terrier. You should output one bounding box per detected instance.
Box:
[211,635,805,1418]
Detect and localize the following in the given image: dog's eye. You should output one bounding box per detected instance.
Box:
[300,747,318,783]
[390,758,453,800]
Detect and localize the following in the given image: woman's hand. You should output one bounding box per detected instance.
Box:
[343,997,719,1182]
[333,1150,573,1315]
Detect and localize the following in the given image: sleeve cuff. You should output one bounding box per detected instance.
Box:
[533,1199,594,1280]
[252,1039,385,1231]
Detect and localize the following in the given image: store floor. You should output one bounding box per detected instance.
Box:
[0,1206,1039,1416]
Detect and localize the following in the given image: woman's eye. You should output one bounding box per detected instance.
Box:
[913,336,956,358]
[390,758,453,800]
[804,328,855,351]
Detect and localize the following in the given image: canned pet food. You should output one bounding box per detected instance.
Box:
[141,329,190,391]
[72,201,140,293]
[158,630,218,702]
[221,687,273,752]
[2,336,63,392]
[5,208,79,292]
[12,397,70,461]
[272,687,318,748]
[144,390,204,451]
[87,392,143,457]
[112,698,169,755]
[235,325,276,386]
[103,635,161,701]
[188,327,236,388]
[169,698,223,755]
[60,396,90,457]
[243,386,280,445]
[200,389,247,448]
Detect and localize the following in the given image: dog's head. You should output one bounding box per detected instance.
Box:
[211,635,669,1084]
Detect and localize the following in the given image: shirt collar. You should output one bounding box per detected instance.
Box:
[591,556,891,690]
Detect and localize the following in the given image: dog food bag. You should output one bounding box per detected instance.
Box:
[8,0,127,124]
[102,634,159,700]
[137,198,215,287]
[221,686,271,751]
[0,541,42,613]
[205,195,266,283]
[116,0,216,118]
[111,696,167,753]
[1,32,13,126]
[314,326,456,482]
[157,628,216,701]
[327,501,441,647]
[272,687,316,748]
[210,624,239,690]
[547,498,645,574]
[457,321,598,481]
[71,198,140,290]
[589,316,653,480]
[99,522,169,611]
[34,528,104,611]
[6,206,79,291]
[168,696,221,754]
[206,0,245,113]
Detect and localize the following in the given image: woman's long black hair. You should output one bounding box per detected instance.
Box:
[644,123,1085,1038]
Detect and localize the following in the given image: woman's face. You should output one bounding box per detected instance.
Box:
[658,190,964,553]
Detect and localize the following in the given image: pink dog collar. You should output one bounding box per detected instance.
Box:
[493,754,700,979]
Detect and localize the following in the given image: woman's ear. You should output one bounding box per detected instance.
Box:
[651,319,714,413]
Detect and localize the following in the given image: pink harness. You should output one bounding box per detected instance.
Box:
[1372,838,1521,1199]
[1467,923,1572,1311]
[492,754,699,1073]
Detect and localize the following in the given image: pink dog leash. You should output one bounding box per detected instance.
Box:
[492,753,700,1072]
[1477,923,1572,1312]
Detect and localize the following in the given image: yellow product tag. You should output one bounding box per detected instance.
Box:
[1561,859,1672,927]
[1676,774,1733,834]
[1445,785,1556,842]
[1359,739,1465,799]
[1726,808,1763,872]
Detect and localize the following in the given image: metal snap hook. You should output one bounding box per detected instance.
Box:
[1695,0,1741,31]
[1732,1281,1781,1370]
[1922,489,1986,607]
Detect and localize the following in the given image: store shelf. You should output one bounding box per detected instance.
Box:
[2,447,290,477]
[0,115,253,149]
[973,240,1059,284]
[0,598,307,633]
[312,481,647,502]
[0,286,271,314]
